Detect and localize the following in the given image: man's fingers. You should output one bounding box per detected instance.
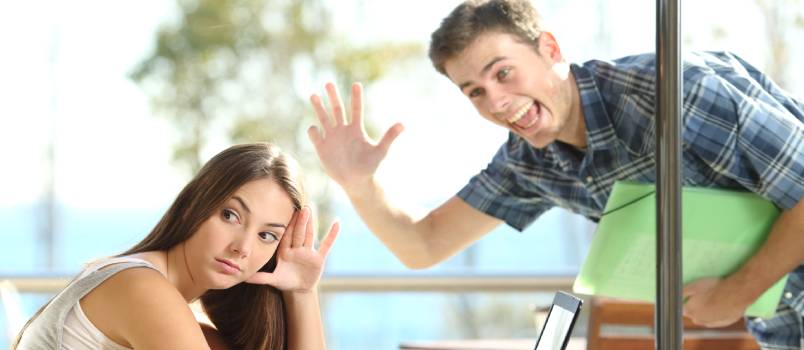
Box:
[682,278,717,297]
[318,221,340,258]
[377,123,404,153]
[682,285,696,298]
[310,94,333,130]
[351,82,363,127]
[325,82,346,126]
[307,126,323,146]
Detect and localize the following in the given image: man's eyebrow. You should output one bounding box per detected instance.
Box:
[232,196,288,230]
[458,56,507,92]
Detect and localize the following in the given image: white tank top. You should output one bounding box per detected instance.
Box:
[62,302,131,350]
[17,256,161,350]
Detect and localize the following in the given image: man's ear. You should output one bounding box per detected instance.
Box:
[538,32,563,63]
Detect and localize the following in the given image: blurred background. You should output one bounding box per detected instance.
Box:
[0,0,802,349]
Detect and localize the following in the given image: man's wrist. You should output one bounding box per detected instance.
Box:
[343,176,378,201]
[725,268,769,307]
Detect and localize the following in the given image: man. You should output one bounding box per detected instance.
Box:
[307,0,804,347]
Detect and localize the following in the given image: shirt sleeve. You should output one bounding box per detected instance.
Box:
[682,53,804,210]
[457,139,553,231]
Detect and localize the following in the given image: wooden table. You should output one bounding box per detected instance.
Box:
[399,337,586,350]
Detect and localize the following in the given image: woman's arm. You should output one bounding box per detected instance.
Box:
[283,290,325,350]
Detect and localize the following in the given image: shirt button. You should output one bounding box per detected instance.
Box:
[585,176,593,183]
[785,292,793,299]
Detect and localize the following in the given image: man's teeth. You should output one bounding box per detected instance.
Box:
[508,103,531,124]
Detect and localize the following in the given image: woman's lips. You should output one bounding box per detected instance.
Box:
[215,258,241,275]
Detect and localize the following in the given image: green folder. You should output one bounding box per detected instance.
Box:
[573,181,787,318]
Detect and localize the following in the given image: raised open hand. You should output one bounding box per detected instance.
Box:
[246,206,339,293]
[308,82,404,193]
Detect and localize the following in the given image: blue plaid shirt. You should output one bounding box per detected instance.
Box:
[457,51,804,348]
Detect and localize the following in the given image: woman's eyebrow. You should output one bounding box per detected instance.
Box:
[232,196,252,214]
[231,195,288,230]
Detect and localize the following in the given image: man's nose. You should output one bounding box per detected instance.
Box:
[485,88,510,117]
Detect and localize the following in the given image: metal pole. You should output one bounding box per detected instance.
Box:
[656,0,683,348]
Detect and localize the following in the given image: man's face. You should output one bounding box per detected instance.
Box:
[444,31,576,149]
[184,178,295,290]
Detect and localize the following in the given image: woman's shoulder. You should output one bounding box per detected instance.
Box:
[82,255,185,318]
[80,258,202,349]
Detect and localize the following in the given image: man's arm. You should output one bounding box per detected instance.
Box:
[680,65,804,326]
[348,179,502,269]
[683,196,804,327]
[308,82,502,269]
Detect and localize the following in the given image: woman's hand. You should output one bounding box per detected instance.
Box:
[307,82,404,194]
[246,206,339,293]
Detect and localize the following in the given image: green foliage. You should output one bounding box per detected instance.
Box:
[129,0,422,227]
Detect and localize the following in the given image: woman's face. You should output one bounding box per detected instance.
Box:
[184,178,295,290]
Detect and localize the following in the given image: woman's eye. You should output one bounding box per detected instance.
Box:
[497,67,510,80]
[222,209,239,224]
[258,232,279,243]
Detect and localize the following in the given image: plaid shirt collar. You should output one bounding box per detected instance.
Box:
[517,63,628,173]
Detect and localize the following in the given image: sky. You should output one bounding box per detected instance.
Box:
[0,0,180,209]
[0,0,801,213]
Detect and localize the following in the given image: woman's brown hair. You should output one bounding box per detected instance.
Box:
[122,142,304,349]
[16,142,304,350]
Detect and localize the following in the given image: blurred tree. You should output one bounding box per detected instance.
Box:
[755,0,804,90]
[129,0,420,228]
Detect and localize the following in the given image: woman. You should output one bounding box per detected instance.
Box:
[15,143,338,350]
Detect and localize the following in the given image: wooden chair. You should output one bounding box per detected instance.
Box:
[586,297,760,350]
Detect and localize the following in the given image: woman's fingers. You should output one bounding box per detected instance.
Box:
[278,211,298,253]
[325,82,346,126]
[302,208,315,248]
[318,221,340,258]
[291,207,309,248]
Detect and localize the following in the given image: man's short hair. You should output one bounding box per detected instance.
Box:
[429,0,544,76]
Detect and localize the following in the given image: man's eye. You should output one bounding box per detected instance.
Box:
[497,67,510,80]
[258,232,279,243]
[469,88,482,98]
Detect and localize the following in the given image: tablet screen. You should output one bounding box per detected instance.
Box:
[534,304,575,349]
[534,291,582,350]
